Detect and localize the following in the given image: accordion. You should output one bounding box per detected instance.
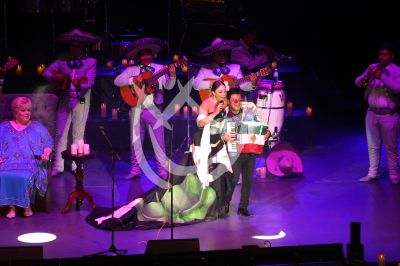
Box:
[227,121,269,154]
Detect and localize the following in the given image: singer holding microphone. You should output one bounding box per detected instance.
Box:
[191,80,235,219]
[355,43,400,185]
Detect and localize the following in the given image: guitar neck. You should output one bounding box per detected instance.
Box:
[146,67,168,84]
[229,67,269,87]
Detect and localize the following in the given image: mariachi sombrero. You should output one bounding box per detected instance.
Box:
[127,37,167,59]
[56,29,98,44]
[266,142,304,177]
[198,38,238,56]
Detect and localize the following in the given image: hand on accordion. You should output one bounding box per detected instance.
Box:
[221,132,236,143]
[264,130,272,141]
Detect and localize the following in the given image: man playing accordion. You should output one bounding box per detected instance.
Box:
[221,89,270,217]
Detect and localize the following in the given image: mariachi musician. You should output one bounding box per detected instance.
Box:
[43,29,98,176]
[114,37,176,180]
[192,38,257,102]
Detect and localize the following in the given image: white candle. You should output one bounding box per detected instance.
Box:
[71,144,78,155]
[174,104,180,117]
[83,144,90,155]
[112,108,118,120]
[192,106,198,117]
[16,65,22,75]
[287,101,293,116]
[260,167,267,179]
[121,59,128,68]
[183,106,189,119]
[106,61,113,70]
[77,139,84,154]
[255,167,261,177]
[378,254,385,266]
[306,106,313,116]
[101,103,107,118]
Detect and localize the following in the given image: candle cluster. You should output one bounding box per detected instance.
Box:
[100,103,119,120]
[174,104,198,118]
[71,139,90,155]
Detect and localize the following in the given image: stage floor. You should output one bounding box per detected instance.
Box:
[1,112,399,263]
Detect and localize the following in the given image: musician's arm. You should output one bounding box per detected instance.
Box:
[161,73,176,90]
[78,59,97,97]
[192,68,211,91]
[114,67,134,87]
[380,69,400,93]
[231,47,268,73]
[355,64,374,88]
[235,66,253,91]
[197,100,219,128]
[42,60,61,81]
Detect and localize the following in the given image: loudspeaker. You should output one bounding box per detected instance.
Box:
[0,246,43,261]
[347,222,364,261]
[145,239,200,255]
[350,222,361,244]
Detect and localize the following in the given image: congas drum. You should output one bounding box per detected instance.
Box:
[256,80,286,136]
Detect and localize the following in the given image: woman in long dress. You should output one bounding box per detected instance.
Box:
[86,81,233,230]
[0,97,53,218]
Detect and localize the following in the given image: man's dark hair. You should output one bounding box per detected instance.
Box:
[379,42,396,55]
[227,88,242,99]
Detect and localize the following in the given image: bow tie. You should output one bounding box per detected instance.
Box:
[213,65,230,76]
[67,59,83,70]
[140,65,155,74]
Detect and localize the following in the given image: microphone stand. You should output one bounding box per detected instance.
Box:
[169,124,174,239]
[91,126,127,256]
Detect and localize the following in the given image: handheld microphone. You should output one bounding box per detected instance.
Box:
[219,100,226,117]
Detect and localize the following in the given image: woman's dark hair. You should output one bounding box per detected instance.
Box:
[210,80,225,92]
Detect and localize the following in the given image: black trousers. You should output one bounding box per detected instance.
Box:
[226,153,256,209]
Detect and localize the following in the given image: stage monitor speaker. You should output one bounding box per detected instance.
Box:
[350,222,361,244]
[145,239,200,255]
[347,222,364,261]
[0,246,43,261]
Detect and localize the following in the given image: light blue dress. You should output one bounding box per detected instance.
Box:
[0,121,53,208]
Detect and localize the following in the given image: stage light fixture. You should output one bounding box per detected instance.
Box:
[17,232,57,243]
[252,230,286,240]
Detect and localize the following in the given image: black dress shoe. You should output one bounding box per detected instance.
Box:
[237,208,252,217]
[225,204,230,214]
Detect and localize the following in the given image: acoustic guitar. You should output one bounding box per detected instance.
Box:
[198,61,277,101]
[50,71,88,91]
[120,56,189,107]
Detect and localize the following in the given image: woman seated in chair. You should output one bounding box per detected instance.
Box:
[0,97,53,218]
